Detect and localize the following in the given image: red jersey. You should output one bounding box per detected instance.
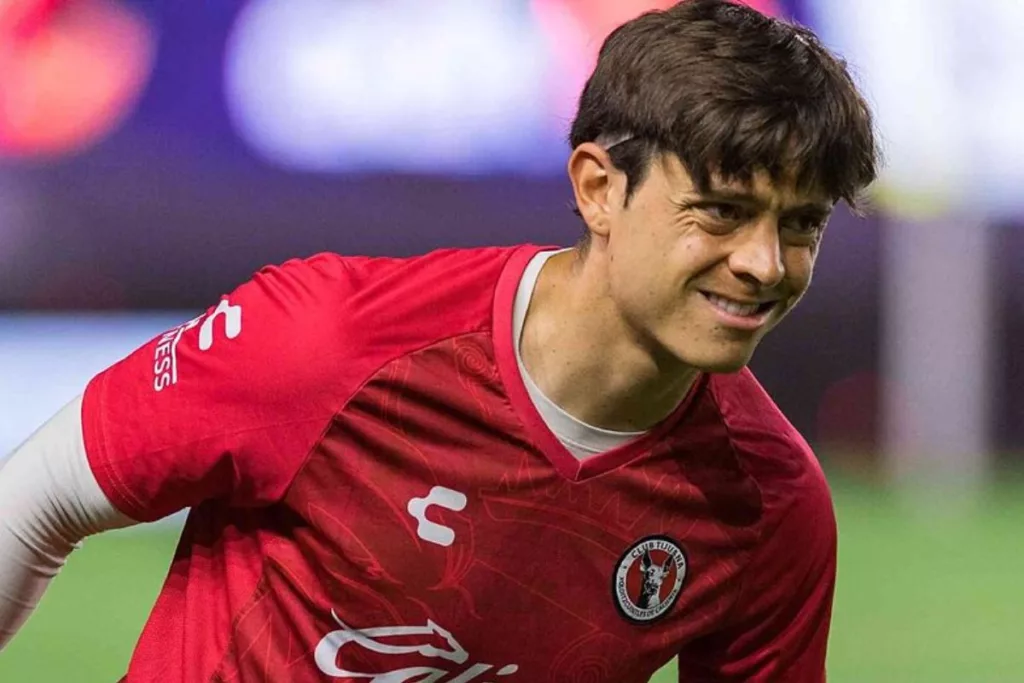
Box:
[82,245,837,682]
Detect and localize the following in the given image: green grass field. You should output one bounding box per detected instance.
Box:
[2,478,1022,682]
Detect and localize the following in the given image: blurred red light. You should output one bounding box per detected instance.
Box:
[0,0,155,158]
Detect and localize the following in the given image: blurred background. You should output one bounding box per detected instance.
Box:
[1,0,1022,680]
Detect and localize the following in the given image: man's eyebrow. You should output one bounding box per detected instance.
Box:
[696,188,833,215]
[696,188,763,205]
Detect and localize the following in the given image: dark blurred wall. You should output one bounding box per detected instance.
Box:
[996,222,1024,458]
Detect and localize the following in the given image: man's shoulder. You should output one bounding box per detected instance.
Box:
[243,245,532,377]
[334,245,526,286]
[336,245,530,340]
[263,245,523,297]
[706,369,829,505]
[705,370,836,576]
[258,245,526,326]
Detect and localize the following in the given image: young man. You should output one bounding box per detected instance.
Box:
[0,1,878,680]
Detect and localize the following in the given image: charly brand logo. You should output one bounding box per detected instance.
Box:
[407,486,467,547]
[152,299,242,391]
[612,535,687,624]
[314,610,519,682]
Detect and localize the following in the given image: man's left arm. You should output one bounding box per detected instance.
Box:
[676,481,838,682]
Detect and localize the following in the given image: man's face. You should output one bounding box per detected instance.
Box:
[598,153,833,373]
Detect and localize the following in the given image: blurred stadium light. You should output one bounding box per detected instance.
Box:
[224,0,783,174]
[0,0,156,158]
[224,0,565,174]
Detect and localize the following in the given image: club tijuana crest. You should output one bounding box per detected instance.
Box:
[612,536,687,624]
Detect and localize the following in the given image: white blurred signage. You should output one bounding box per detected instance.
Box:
[810,0,1024,216]
[224,0,565,174]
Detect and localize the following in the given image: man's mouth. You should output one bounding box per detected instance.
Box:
[702,292,777,318]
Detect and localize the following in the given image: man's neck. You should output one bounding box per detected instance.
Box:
[519,249,700,432]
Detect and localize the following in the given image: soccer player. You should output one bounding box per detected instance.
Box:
[0,1,878,680]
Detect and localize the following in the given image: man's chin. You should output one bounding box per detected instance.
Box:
[671,344,756,375]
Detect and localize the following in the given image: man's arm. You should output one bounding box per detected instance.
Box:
[0,395,137,650]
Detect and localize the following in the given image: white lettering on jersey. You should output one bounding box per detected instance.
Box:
[152,314,203,392]
[407,486,467,547]
[153,298,243,392]
[314,610,519,681]
[198,299,243,351]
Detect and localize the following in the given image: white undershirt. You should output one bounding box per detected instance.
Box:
[0,396,135,650]
[513,250,646,459]
[0,252,648,651]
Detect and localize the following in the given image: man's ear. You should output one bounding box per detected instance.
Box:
[567,142,618,240]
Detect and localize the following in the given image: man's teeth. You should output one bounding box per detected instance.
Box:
[706,293,762,317]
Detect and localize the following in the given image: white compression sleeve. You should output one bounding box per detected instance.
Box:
[0,395,137,650]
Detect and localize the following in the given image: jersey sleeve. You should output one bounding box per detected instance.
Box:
[81,254,352,522]
[676,478,838,682]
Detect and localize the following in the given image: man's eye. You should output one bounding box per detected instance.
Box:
[783,215,826,234]
[703,203,746,221]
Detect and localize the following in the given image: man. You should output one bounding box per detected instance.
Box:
[0,1,878,680]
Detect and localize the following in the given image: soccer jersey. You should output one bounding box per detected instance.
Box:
[82,245,836,682]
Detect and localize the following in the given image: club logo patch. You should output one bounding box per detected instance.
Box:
[612,535,687,624]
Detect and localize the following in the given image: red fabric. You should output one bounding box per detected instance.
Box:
[83,246,835,682]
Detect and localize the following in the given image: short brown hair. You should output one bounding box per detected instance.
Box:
[569,0,879,212]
